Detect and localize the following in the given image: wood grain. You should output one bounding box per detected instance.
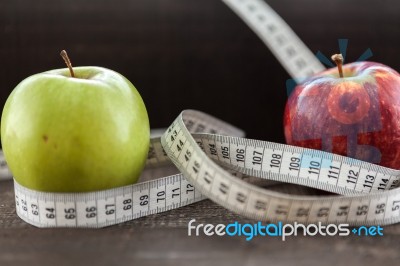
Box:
[1,180,400,266]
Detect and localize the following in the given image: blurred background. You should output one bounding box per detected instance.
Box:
[1,0,399,143]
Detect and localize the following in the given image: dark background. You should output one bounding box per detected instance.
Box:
[1,0,400,143]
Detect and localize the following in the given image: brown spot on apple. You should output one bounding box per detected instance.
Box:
[338,92,359,113]
[43,135,48,143]
[327,82,371,124]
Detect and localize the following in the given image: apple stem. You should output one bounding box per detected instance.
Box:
[331,54,344,78]
[60,50,75,78]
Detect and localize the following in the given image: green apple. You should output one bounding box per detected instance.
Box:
[1,53,150,192]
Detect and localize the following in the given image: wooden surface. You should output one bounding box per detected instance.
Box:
[1,180,400,266]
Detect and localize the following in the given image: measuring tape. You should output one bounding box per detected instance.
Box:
[221,0,326,81]
[3,0,400,228]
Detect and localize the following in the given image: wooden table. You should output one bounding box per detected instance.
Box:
[1,179,399,266]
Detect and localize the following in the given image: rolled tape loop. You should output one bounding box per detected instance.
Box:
[5,110,400,227]
[162,111,400,227]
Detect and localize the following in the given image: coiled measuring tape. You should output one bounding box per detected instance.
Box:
[3,0,400,228]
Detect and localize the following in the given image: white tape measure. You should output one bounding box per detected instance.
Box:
[3,0,399,228]
[221,0,326,81]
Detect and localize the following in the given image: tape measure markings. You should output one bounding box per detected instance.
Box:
[161,111,400,226]
[12,111,245,228]
[7,108,400,228]
[222,0,326,81]
[14,173,205,228]
[188,133,400,196]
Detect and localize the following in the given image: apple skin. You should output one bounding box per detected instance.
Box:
[284,61,400,169]
[1,66,150,192]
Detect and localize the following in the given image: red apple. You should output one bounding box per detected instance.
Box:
[284,54,400,169]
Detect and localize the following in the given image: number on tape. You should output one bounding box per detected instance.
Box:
[162,111,400,226]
